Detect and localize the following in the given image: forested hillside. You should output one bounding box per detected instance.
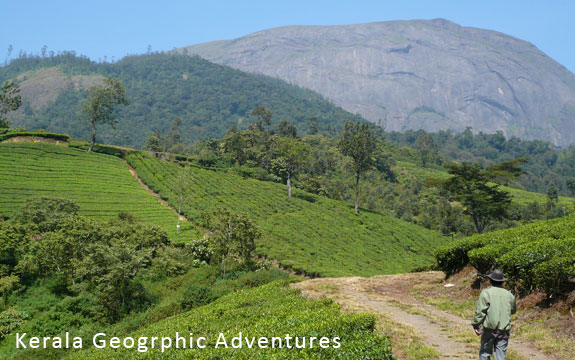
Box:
[0,53,362,148]
[387,128,575,196]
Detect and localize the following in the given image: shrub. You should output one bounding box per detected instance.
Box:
[437,214,575,297]
[496,238,575,292]
[188,237,213,263]
[14,197,79,232]
[68,142,127,158]
[181,284,218,310]
[234,268,289,288]
[532,254,575,296]
[435,236,486,276]
[0,308,28,340]
[468,245,502,275]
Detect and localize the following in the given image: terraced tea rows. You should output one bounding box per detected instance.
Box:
[436,214,575,296]
[127,152,444,277]
[0,143,196,240]
[70,281,394,360]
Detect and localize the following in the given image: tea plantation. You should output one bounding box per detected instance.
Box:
[69,281,394,360]
[0,142,196,240]
[127,152,444,277]
[436,214,575,296]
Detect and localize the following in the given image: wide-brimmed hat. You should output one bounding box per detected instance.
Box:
[486,269,508,282]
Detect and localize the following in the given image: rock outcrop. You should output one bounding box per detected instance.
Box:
[181,19,575,146]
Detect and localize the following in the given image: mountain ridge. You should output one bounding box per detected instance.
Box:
[1,53,362,147]
[180,18,575,146]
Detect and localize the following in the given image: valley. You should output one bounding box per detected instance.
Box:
[2,13,575,358]
[0,133,573,359]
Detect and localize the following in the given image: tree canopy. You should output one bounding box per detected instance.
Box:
[0,80,22,128]
[338,121,378,213]
[82,77,129,152]
[431,162,512,234]
[271,136,311,198]
[202,209,261,275]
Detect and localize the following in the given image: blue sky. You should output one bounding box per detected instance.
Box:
[1,0,574,72]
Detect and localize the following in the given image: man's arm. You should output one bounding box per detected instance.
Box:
[472,290,489,329]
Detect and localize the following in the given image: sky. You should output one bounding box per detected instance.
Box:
[1,0,574,72]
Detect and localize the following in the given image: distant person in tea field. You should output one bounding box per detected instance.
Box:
[471,269,517,360]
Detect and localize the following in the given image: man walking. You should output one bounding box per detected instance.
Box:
[472,269,517,360]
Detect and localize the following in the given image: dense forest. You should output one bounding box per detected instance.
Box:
[0,52,362,148]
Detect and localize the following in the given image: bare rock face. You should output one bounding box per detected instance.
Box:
[181,19,575,146]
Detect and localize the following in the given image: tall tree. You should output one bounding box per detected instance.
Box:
[144,132,164,152]
[486,158,528,185]
[277,119,298,138]
[338,121,377,213]
[165,117,183,151]
[203,209,260,275]
[415,133,438,167]
[249,106,272,131]
[272,136,310,198]
[0,80,22,129]
[82,77,128,152]
[431,162,512,234]
[222,130,247,165]
[546,182,559,203]
[566,177,575,196]
[307,116,319,135]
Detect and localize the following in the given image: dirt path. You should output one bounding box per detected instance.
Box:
[126,164,189,222]
[2,136,68,145]
[293,273,552,360]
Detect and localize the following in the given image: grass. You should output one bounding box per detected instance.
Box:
[418,295,475,319]
[127,152,445,277]
[373,312,441,360]
[0,142,196,240]
[514,318,575,359]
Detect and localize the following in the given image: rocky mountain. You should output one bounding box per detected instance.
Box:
[180,19,575,146]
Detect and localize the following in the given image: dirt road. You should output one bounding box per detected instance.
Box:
[293,272,552,360]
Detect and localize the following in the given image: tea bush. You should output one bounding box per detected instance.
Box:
[0,143,196,240]
[0,131,70,142]
[126,152,444,277]
[436,214,575,296]
[71,281,395,360]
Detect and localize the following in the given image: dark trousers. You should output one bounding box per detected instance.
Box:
[479,331,509,360]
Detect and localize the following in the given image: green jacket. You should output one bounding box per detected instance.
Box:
[472,286,517,334]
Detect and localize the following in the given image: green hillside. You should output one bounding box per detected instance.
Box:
[0,142,196,239]
[1,53,362,148]
[127,152,444,277]
[394,160,573,206]
[69,281,393,360]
